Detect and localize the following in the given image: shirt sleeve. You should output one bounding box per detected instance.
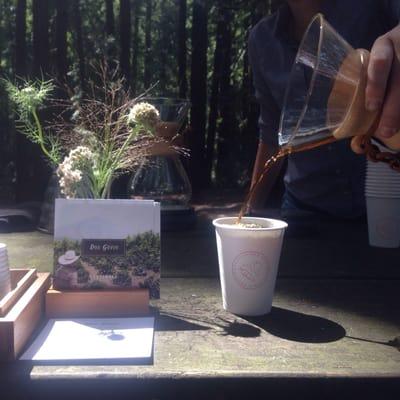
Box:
[384,0,400,25]
[248,29,281,148]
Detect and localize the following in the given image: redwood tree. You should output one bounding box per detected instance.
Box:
[158,0,168,93]
[17,0,51,202]
[205,3,224,185]
[72,0,85,89]
[189,0,208,194]
[55,0,68,81]
[32,0,49,76]
[144,0,153,88]
[105,0,115,36]
[15,0,27,77]
[105,0,117,67]
[177,0,187,99]
[131,0,141,94]
[215,4,235,186]
[119,0,131,85]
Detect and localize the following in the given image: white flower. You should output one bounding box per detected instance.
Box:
[57,162,82,198]
[74,127,97,146]
[68,146,96,168]
[57,146,96,198]
[14,81,53,110]
[127,102,160,129]
[21,87,36,95]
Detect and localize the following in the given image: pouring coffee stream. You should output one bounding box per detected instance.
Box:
[237,13,400,223]
[237,136,339,221]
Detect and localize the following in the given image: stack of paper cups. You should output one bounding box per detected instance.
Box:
[365,141,400,248]
[0,243,11,299]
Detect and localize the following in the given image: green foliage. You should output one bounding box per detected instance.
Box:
[3,78,61,165]
[126,232,161,271]
[0,0,275,196]
[112,270,131,287]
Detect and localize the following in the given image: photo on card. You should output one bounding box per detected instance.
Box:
[53,199,161,298]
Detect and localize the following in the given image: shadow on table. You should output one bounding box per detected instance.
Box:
[155,313,210,332]
[276,280,400,329]
[244,306,346,343]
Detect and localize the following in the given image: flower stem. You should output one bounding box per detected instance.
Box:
[32,108,56,165]
[104,126,139,195]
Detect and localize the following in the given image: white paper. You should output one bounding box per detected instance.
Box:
[20,317,155,361]
[54,199,160,239]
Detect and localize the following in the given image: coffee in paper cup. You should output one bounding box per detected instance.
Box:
[213,217,287,316]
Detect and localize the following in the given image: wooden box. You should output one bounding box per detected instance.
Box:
[0,270,51,361]
[0,269,37,317]
[46,288,149,318]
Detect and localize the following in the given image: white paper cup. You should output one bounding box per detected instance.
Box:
[213,217,288,316]
[365,191,400,197]
[365,142,400,248]
[366,197,400,248]
[0,243,11,299]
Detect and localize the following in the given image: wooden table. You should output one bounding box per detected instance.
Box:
[1,277,399,399]
[0,209,399,399]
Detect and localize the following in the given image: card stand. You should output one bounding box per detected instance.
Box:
[0,270,51,361]
[45,288,150,318]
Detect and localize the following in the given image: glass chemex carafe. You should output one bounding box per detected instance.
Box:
[279,13,400,167]
[127,97,193,218]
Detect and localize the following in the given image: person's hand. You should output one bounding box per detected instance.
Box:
[365,25,400,140]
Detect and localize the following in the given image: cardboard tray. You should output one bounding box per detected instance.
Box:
[0,270,51,361]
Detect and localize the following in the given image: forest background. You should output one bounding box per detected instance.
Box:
[0,0,281,204]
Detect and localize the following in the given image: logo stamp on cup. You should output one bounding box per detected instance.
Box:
[232,251,269,290]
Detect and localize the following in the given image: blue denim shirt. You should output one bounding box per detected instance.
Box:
[249,0,400,218]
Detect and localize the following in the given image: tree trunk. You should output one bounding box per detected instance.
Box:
[131,0,141,94]
[177,0,187,99]
[0,1,2,74]
[1,0,17,201]
[105,0,115,36]
[19,0,51,202]
[215,4,235,186]
[72,0,85,90]
[55,0,68,82]
[119,0,131,85]
[240,5,260,182]
[15,0,27,77]
[189,0,208,195]
[105,0,117,68]
[144,0,153,88]
[205,4,224,185]
[158,0,168,93]
[0,73,14,202]
[32,0,49,76]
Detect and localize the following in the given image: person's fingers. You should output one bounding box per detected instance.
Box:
[376,56,400,138]
[350,135,366,154]
[365,36,393,112]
